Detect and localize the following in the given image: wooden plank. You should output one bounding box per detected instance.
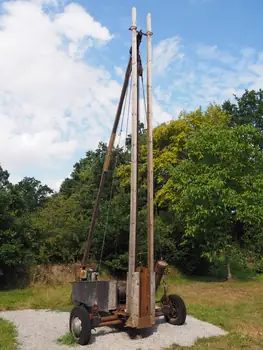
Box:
[126,271,140,327]
[150,271,156,324]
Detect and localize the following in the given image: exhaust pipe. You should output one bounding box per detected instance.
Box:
[155,259,168,291]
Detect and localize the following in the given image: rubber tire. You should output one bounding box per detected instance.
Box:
[162,294,186,325]
[69,306,91,345]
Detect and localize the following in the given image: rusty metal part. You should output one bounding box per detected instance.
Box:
[135,266,153,328]
[90,310,167,329]
[113,310,129,317]
[155,260,168,291]
[100,315,119,322]
[98,319,123,327]
[88,308,166,329]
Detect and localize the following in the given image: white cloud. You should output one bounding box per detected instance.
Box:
[154,41,263,113]
[152,97,173,125]
[114,66,124,79]
[193,45,263,104]
[45,177,64,191]
[0,0,172,190]
[0,0,118,188]
[153,36,184,75]
[196,44,235,64]
[54,3,113,43]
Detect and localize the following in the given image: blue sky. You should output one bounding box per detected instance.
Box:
[0,0,262,190]
[80,0,263,48]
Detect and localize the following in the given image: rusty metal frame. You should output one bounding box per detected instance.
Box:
[88,308,168,329]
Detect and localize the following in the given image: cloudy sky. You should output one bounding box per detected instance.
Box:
[0,0,262,190]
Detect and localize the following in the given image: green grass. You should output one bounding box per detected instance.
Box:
[57,332,76,346]
[0,284,72,311]
[165,274,263,350]
[0,318,18,350]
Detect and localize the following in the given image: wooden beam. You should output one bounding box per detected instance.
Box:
[146,13,154,276]
[126,271,140,327]
[147,12,155,324]
[127,6,138,315]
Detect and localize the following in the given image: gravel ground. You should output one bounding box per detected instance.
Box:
[0,309,227,350]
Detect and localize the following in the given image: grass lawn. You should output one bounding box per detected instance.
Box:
[0,274,262,349]
[0,284,72,311]
[165,274,263,349]
[0,318,18,350]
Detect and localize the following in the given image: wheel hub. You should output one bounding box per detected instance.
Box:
[170,300,178,318]
[71,316,82,338]
[162,304,171,317]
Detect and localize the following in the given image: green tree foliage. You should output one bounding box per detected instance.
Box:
[31,194,86,263]
[164,124,263,276]
[0,167,52,282]
[153,104,230,206]
[223,89,263,131]
[31,142,130,267]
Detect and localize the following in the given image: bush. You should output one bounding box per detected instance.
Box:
[254,257,263,274]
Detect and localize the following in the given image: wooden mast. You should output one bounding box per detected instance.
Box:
[146,12,155,325]
[147,13,154,276]
[127,7,138,315]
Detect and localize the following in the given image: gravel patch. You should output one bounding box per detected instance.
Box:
[0,309,227,349]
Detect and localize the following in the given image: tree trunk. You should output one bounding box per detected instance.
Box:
[226,252,233,281]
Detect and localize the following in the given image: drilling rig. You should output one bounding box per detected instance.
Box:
[69,8,186,345]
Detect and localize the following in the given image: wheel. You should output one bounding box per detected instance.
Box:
[69,306,91,345]
[161,294,186,325]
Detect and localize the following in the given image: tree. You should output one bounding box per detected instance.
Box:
[32,194,87,263]
[10,177,53,215]
[164,123,263,279]
[222,89,263,132]
[154,104,230,207]
[0,166,52,285]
